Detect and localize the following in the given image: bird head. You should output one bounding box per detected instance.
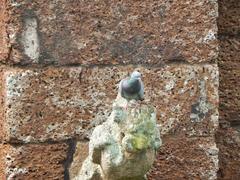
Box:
[130,71,141,79]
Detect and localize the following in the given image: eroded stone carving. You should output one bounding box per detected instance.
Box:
[75,72,161,180]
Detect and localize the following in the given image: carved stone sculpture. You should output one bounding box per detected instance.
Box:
[75,72,161,180]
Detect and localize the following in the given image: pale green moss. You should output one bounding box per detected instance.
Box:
[120,104,159,153]
[131,134,150,151]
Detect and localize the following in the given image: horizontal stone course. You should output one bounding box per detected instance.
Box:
[0,142,69,180]
[0,64,218,143]
[0,0,218,65]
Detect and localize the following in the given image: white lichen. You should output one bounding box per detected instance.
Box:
[21,18,40,62]
[165,80,175,91]
[203,30,216,43]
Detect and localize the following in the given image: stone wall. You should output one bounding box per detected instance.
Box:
[0,0,225,179]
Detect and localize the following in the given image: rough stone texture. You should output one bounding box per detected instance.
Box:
[216,127,240,179]
[69,141,89,180]
[217,1,240,179]
[147,136,219,180]
[0,0,10,63]
[218,37,240,125]
[218,37,240,63]
[0,65,218,143]
[218,0,240,35]
[0,67,7,141]
[0,142,69,180]
[0,0,218,65]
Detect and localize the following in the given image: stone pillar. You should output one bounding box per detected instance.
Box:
[216,0,240,179]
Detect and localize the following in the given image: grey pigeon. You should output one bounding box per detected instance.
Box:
[119,71,144,101]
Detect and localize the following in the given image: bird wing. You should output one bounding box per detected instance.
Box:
[138,79,144,99]
[119,79,123,94]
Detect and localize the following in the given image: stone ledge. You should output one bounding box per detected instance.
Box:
[0,64,218,143]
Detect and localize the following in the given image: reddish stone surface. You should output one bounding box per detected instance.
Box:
[217,0,240,179]
[218,37,240,63]
[216,128,240,179]
[0,0,10,63]
[219,62,240,125]
[1,0,218,65]
[0,143,8,180]
[0,142,69,180]
[0,65,218,143]
[218,38,240,125]
[0,67,7,141]
[148,136,219,180]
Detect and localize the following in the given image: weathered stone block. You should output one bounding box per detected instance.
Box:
[0,0,218,65]
[218,0,240,35]
[0,143,69,180]
[0,65,218,143]
[143,65,219,137]
[147,136,219,180]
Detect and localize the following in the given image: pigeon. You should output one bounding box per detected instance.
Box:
[119,71,144,101]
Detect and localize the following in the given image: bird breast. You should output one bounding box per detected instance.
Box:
[122,78,141,95]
